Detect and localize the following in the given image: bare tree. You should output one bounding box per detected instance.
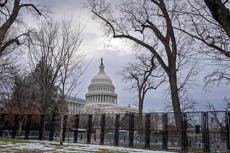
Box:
[122,53,164,117]
[0,39,39,114]
[204,63,230,87]
[28,22,60,116]
[28,19,84,144]
[175,1,230,97]
[0,55,20,110]
[0,0,42,112]
[174,1,229,59]
[88,0,196,130]
[0,0,42,58]
[207,103,227,141]
[7,73,40,113]
[55,21,83,145]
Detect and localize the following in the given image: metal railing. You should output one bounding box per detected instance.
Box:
[0,111,229,153]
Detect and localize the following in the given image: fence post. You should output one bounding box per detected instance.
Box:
[145,113,150,148]
[202,112,210,153]
[24,115,32,140]
[0,114,5,137]
[225,112,230,152]
[162,113,168,150]
[49,113,56,141]
[74,114,80,143]
[114,114,120,146]
[181,113,188,152]
[38,114,45,140]
[11,114,19,139]
[62,115,68,142]
[87,114,92,144]
[100,114,105,145]
[129,113,134,147]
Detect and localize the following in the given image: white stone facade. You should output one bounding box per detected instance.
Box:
[85,58,117,106]
[67,58,137,114]
[65,96,85,114]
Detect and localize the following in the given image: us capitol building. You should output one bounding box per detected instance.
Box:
[66,58,137,114]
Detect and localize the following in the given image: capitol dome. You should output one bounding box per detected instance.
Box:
[85,58,118,106]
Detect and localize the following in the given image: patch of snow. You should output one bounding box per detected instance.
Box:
[13,143,54,151]
[76,143,175,153]
[0,139,177,153]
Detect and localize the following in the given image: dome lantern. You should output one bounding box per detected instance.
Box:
[99,58,105,74]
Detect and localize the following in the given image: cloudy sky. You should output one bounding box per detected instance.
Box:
[22,0,230,112]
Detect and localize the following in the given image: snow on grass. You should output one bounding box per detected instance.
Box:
[13,143,54,151]
[0,138,177,153]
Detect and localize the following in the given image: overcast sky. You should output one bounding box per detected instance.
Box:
[22,0,230,112]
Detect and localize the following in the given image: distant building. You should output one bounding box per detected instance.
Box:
[65,96,85,114]
[67,58,137,114]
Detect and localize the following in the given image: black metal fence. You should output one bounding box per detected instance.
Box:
[0,111,229,153]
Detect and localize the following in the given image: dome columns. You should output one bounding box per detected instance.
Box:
[86,94,117,104]
[85,58,118,106]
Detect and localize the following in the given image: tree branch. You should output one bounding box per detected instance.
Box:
[0,0,7,7]
[92,10,169,73]
[174,26,230,58]
[0,32,29,56]
[20,3,42,16]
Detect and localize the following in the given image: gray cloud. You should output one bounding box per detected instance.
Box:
[22,0,230,112]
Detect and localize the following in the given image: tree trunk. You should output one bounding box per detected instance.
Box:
[39,90,47,140]
[204,0,230,37]
[168,69,182,131]
[138,94,144,132]
[60,114,64,145]
[0,0,20,45]
[138,95,143,117]
[60,92,65,145]
[42,89,48,139]
[18,121,22,136]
